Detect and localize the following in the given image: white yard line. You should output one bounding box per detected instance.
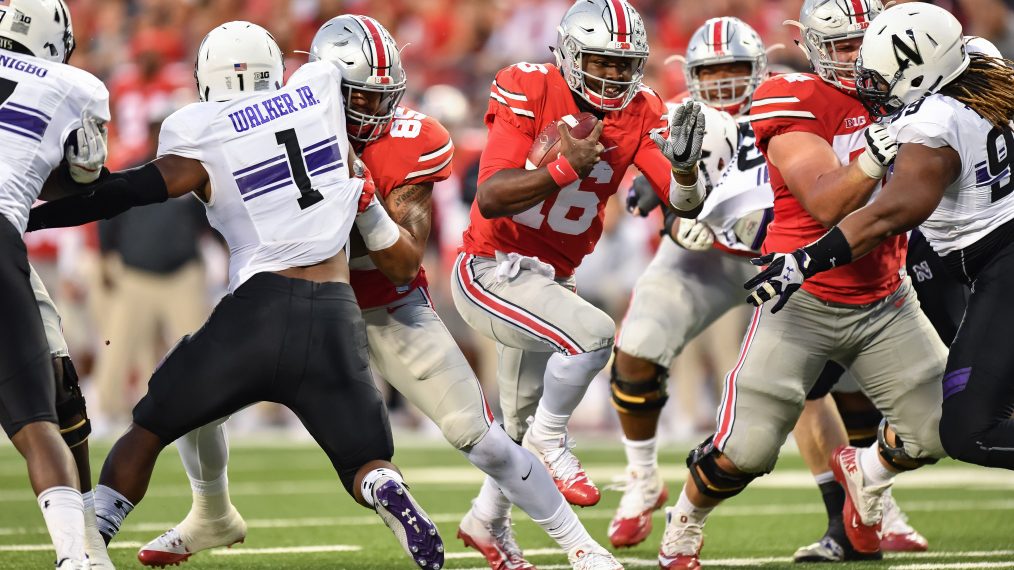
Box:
[890,563,1014,570]
[211,545,361,555]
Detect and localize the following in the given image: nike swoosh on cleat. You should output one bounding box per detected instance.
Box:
[521,465,533,481]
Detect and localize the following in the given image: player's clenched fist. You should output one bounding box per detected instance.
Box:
[559,119,604,178]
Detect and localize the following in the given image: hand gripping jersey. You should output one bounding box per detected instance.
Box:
[750,73,905,304]
[157,61,364,292]
[890,95,1014,257]
[350,106,454,308]
[461,62,672,277]
[698,121,774,255]
[0,53,110,234]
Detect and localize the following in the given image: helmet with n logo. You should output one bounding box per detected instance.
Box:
[0,0,75,63]
[195,21,283,102]
[555,0,649,111]
[680,17,767,115]
[309,15,407,143]
[856,3,969,118]
[785,0,883,92]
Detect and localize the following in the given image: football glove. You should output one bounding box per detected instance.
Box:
[650,101,706,174]
[625,175,661,216]
[65,114,107,184]
[675,218,715,251]
[744,249,811,313]
[856,123,897,179]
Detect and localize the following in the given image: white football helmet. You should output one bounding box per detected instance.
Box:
[668,102,738,184]
[195,21,283,103]
[555,0,649,111]
[678,17,767,116]
[785,0,883,92]
[309,15,406,143]
[856,4,969,118]
[0,0,74,63]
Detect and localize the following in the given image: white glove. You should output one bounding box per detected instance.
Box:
[65,114,107,184]
[494,252,555,283]
[856,123,897,180]
[650,101,706,174]
[675,218,715,251]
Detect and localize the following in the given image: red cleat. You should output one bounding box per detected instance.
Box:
[457,509,537,570]
[881,493,929,552]
[523,432,600,507]
[608,467,668,548]
[657,507,703,569]
[830,445,890,554]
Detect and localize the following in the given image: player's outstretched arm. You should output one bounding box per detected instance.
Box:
[27,155,208,231]
[476,121,604,218]
[357,181,433,286]
[767,125,894,227]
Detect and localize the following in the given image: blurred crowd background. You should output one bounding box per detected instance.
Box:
[26,0,1014,442]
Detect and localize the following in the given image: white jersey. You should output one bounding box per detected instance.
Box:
[699,121,774,253]
[158,61,364,291]
[889,94,1014,256]
[0,53,109,234]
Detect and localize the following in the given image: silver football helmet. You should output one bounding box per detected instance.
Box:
[194,21,284,103]
[0,0,74,63]
[310,15,406,143]
[856,3,969,118]
[785,0,884,92]
[677,17,767,115]
[555,0,649,111]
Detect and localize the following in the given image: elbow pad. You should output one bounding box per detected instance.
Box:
[28,163,169,231]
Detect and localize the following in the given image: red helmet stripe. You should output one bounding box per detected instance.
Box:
[713,18,724,53]
[608,0,630,41]
[850,0,867,24]
[359,16,388,76]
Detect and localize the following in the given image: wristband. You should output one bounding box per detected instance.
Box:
[801,226,853,276]
[356,196,401,251]
[669,175,705,211]
[546,155,580,188]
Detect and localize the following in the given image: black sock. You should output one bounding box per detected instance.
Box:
[819,480,845,536]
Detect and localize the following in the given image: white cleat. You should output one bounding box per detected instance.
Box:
[137,506,247,567]
[607,466,668,548]
[881,493,928,552]
[457,508,535,569]
[568,543,623,570]
[55,559,89,570]
[522,430,600,507]
[658,507,703,569]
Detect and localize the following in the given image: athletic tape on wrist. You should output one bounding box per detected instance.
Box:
[356,198,401,251]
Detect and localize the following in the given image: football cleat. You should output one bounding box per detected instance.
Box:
[657,507,703,569]
[792,532,883,563]
[137,505,247,567]
[568,543,623,570]
[55,559,89,570]
[607,467,668,548]
[880,493,928,552]
[830,446,891,554]
[374,478,444,569]
[457,508,536,570]
[522,431,600,507]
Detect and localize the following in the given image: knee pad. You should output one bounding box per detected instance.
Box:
[878,419,939,471]
[685,436,759,499]
[52,356,90,448]
[610,359,669,414]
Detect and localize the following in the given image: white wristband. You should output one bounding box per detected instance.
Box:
[356,196,401,251]
[856,150,889,180]
[669,175,705,211]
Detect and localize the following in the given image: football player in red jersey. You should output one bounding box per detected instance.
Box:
[451,0,706,566]
[132,15,621,570]
[654,1,950,568]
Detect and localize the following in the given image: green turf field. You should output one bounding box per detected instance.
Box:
[1,438,1013,569]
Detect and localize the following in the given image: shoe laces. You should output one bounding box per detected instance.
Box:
[881,493,913,533]
[154,528,186,550]
[487,517,525,561]
[574,551,619,570]
[607,468,660,518]
[542,435,585,484]
[660,510,703,556]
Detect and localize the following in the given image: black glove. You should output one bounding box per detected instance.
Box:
[626,175,661,217]
[743,227,853,313]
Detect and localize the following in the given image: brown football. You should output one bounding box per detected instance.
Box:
[526,112,599,169]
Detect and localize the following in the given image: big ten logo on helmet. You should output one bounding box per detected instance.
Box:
[10,9,30,34]
[254,71,271,91]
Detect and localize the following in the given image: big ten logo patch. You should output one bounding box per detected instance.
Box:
[844,116,867,129]
[911,260,933,282]
[253,71,271,91]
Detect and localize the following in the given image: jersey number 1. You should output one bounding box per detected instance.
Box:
[276,128,324,209]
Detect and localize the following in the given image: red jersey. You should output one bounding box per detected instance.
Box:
[750,73,905,305]
[350,106,454,309]
[461,62,673,277]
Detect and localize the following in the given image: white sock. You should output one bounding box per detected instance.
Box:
[38,486,86,564]
[472,476,513,523]
[674,487,713,525]
[533,500,594,552]
[464,425,563,520]
[529,408,570,446]
[537,347,611,419]
[859,444,895,486]
[186,475,232,522]
[81,490,110,563]
[813,470,836,485]
[175,420,233,522]
[359,467,404,508]
[623,436,658,472]
[94,484,133,543]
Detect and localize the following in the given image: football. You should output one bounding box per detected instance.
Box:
[525,111,599,170]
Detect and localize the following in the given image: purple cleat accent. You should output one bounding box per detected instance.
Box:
[374,478,444,569]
